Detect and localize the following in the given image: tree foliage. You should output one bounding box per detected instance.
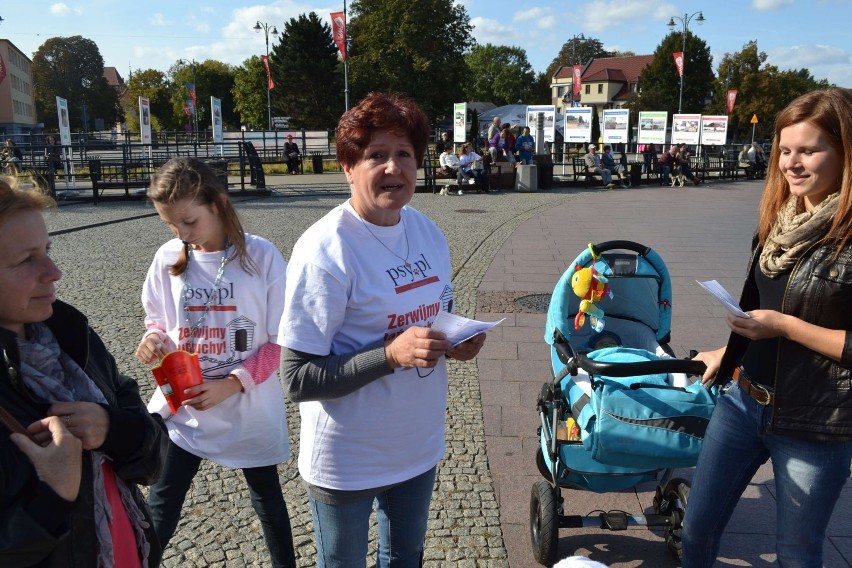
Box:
[268,12,344,129]
[627,31,714,115]
[233,56,269,130]
[32,36,122,130]
[544,36,611,81]
[348,0,473,121]
[708,40,830,142]
[463,44,537,106]
[169,60,236,132]
[125,69,172,131]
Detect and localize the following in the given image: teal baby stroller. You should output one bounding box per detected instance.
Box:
[530,241,716,565]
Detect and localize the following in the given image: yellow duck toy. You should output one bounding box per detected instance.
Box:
[571,245,610,332]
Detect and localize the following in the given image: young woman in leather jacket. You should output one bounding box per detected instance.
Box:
[682,88,852,567]
[0,179,168,567]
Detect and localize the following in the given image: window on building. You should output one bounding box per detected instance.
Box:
[585,85,591,94]
[598,84,604,94]
[557,86,564,97]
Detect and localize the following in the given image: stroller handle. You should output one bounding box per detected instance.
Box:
[575,352,707,377]
[592,240,652,256]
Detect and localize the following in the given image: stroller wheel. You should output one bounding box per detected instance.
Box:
[530,480,559,566]
[655,477,690,560]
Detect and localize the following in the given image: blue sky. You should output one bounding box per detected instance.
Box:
[2,0,851,87]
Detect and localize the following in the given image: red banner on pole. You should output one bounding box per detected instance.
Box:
[261,55,274,90]
[331,11,347,61]
[726,89,738,115]
[573,65,582,97]
[673,52,684,77]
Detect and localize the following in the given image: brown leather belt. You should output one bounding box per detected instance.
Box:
[732,367,774,406]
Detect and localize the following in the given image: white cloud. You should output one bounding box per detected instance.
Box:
[150,13,170,27]
[767,44,850,68]
[195,23,210,33]
[577,0,679,32]
[470,16,522,46]
[752,0,794,11]
[49,3,82,16]
[513,7,557,28]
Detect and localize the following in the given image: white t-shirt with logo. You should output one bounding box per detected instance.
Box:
[279,201,454,491]
[143,234,290,468]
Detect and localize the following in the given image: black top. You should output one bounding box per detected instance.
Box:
[741,260,790,388]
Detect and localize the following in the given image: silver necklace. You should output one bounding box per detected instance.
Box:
[181,241,230,352]
[359,213,412,272]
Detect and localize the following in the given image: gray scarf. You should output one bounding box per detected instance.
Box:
[759,192,840,278]
[17,323,151,568]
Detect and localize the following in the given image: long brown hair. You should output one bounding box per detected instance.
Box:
[148,158,255,276]
[758,88,852,254]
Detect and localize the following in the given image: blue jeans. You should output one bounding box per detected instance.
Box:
[309,466,437,568]
[660,163,671,184]
[465,168,487,192]
[682,383,852,568]
[147,440,296,568]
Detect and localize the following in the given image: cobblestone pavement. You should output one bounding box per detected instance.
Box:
[45,181,568,567]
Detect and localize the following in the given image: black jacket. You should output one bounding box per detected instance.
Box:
[717,240,852,440]
[0,301,167,567]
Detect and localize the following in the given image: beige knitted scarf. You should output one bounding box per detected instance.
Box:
[759,192,840,277]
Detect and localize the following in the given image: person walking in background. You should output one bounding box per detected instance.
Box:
[0,178,167,567]
[683,88,852,567]
[583,144,615,189]
[279,92,486,568]
[284,134,301,175]
[44,135,62,172]
[515,126,535,165]
[136,157,296,568]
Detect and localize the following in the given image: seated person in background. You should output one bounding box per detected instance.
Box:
[435,131,451,155]
[2,139,23,176]
[658,144,679,185]
[738,144,756,179]
[439,147,470,190]
[515,126,535,165]
[490,124,517,165]
[600,145,628,187]
[748,141,767,178]
[583,144,615,188]
[486,116,501,161]
[284,134,301,175]
[458,143,487,193]
[677,143,702,185]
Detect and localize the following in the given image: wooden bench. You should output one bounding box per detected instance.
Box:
[572,157,606,187]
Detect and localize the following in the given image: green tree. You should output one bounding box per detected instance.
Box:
[627,31,714,115]
[233,56,269,129]
[544,36,611,81]
[463,44,536,106]
[125,68,172,130]
[708,41,830,142]
[269,12,345,129]
[32,36,122,130]
[170,60,236,132]
[348,0,473,121]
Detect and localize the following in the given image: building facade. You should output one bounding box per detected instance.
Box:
[0,39,38,138]
[551,54,653,118]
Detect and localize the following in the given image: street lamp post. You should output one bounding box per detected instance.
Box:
[667,11,705,113]
[253,21,278,131]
